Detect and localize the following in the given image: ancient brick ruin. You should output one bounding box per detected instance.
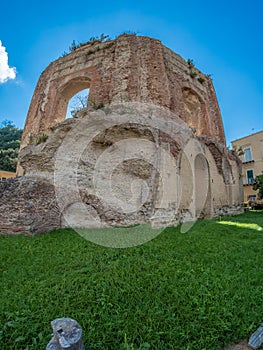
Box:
[20,34,226,148]
[0,34,243,236]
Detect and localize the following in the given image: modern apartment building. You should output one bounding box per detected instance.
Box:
[231,130,263,202]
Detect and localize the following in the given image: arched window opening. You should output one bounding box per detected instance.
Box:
[182,88,206,135]
[53,77,90,122]
[66,88,90,119]
[195,154,211,217]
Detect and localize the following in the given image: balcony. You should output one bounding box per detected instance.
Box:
[243,159,254,164]
[243,178,256,186]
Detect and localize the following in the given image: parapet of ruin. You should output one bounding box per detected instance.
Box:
[0,34,243,238]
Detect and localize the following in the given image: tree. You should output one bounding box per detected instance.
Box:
[253,174,263,200]
[70,94,88,118]
[0,122,23,172]
[1,119,15,127]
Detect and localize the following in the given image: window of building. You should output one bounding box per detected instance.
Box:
[246,169,254,184]
[243,147,253,162]
[248,195,256,201]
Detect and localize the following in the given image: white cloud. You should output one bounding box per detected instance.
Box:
[0,40,16,83]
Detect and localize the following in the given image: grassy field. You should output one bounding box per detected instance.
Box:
[0,211,263,349]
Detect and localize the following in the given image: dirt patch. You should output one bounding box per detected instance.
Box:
[224,338,262,350]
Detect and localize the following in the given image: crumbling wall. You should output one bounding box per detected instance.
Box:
[0,35,243,236]
[20,34,225,150]
[0,177,60,234]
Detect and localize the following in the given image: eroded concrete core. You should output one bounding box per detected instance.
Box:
[0,34,243,235]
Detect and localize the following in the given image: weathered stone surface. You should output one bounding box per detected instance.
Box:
[0,35,244,236]
[248,325,263,349]
[20,34,225,149]
[0,177,60,234]
[46,318,85,350]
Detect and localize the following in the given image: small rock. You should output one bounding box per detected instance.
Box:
[248,326,263,349]
[46,318,85,350]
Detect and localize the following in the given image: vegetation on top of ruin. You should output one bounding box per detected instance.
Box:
[186,58,206,84]
[70,34,110,50]
[117,30,138,37]
[189,70,198,79]
[61,34,111,57]
[198,77,205,84]
[61,32,140,58]
[187,58,195,68]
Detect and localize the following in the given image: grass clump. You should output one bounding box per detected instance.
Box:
[189,70,197,79]
[0,211,263,349]
[36,133,48,145]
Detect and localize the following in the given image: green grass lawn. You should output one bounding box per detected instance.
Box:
[0,211,263,350]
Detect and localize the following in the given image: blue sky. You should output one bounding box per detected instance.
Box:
[0,0,262,145]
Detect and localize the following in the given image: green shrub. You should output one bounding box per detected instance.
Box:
[187,58,195,67]
[36,133,48,145]
[198,77,205,84]
[189,70,197,78]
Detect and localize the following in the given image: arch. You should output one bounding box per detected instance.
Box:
[178,151,193,212]
[53,77,91,123]
[222,157,234,205]
[194,154,212,218]
[181,87,210,137]
[222,157,234,185]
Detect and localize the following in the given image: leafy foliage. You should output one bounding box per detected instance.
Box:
[0,120,23,172]
[0,211,263,349]
[253,174,263,199]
